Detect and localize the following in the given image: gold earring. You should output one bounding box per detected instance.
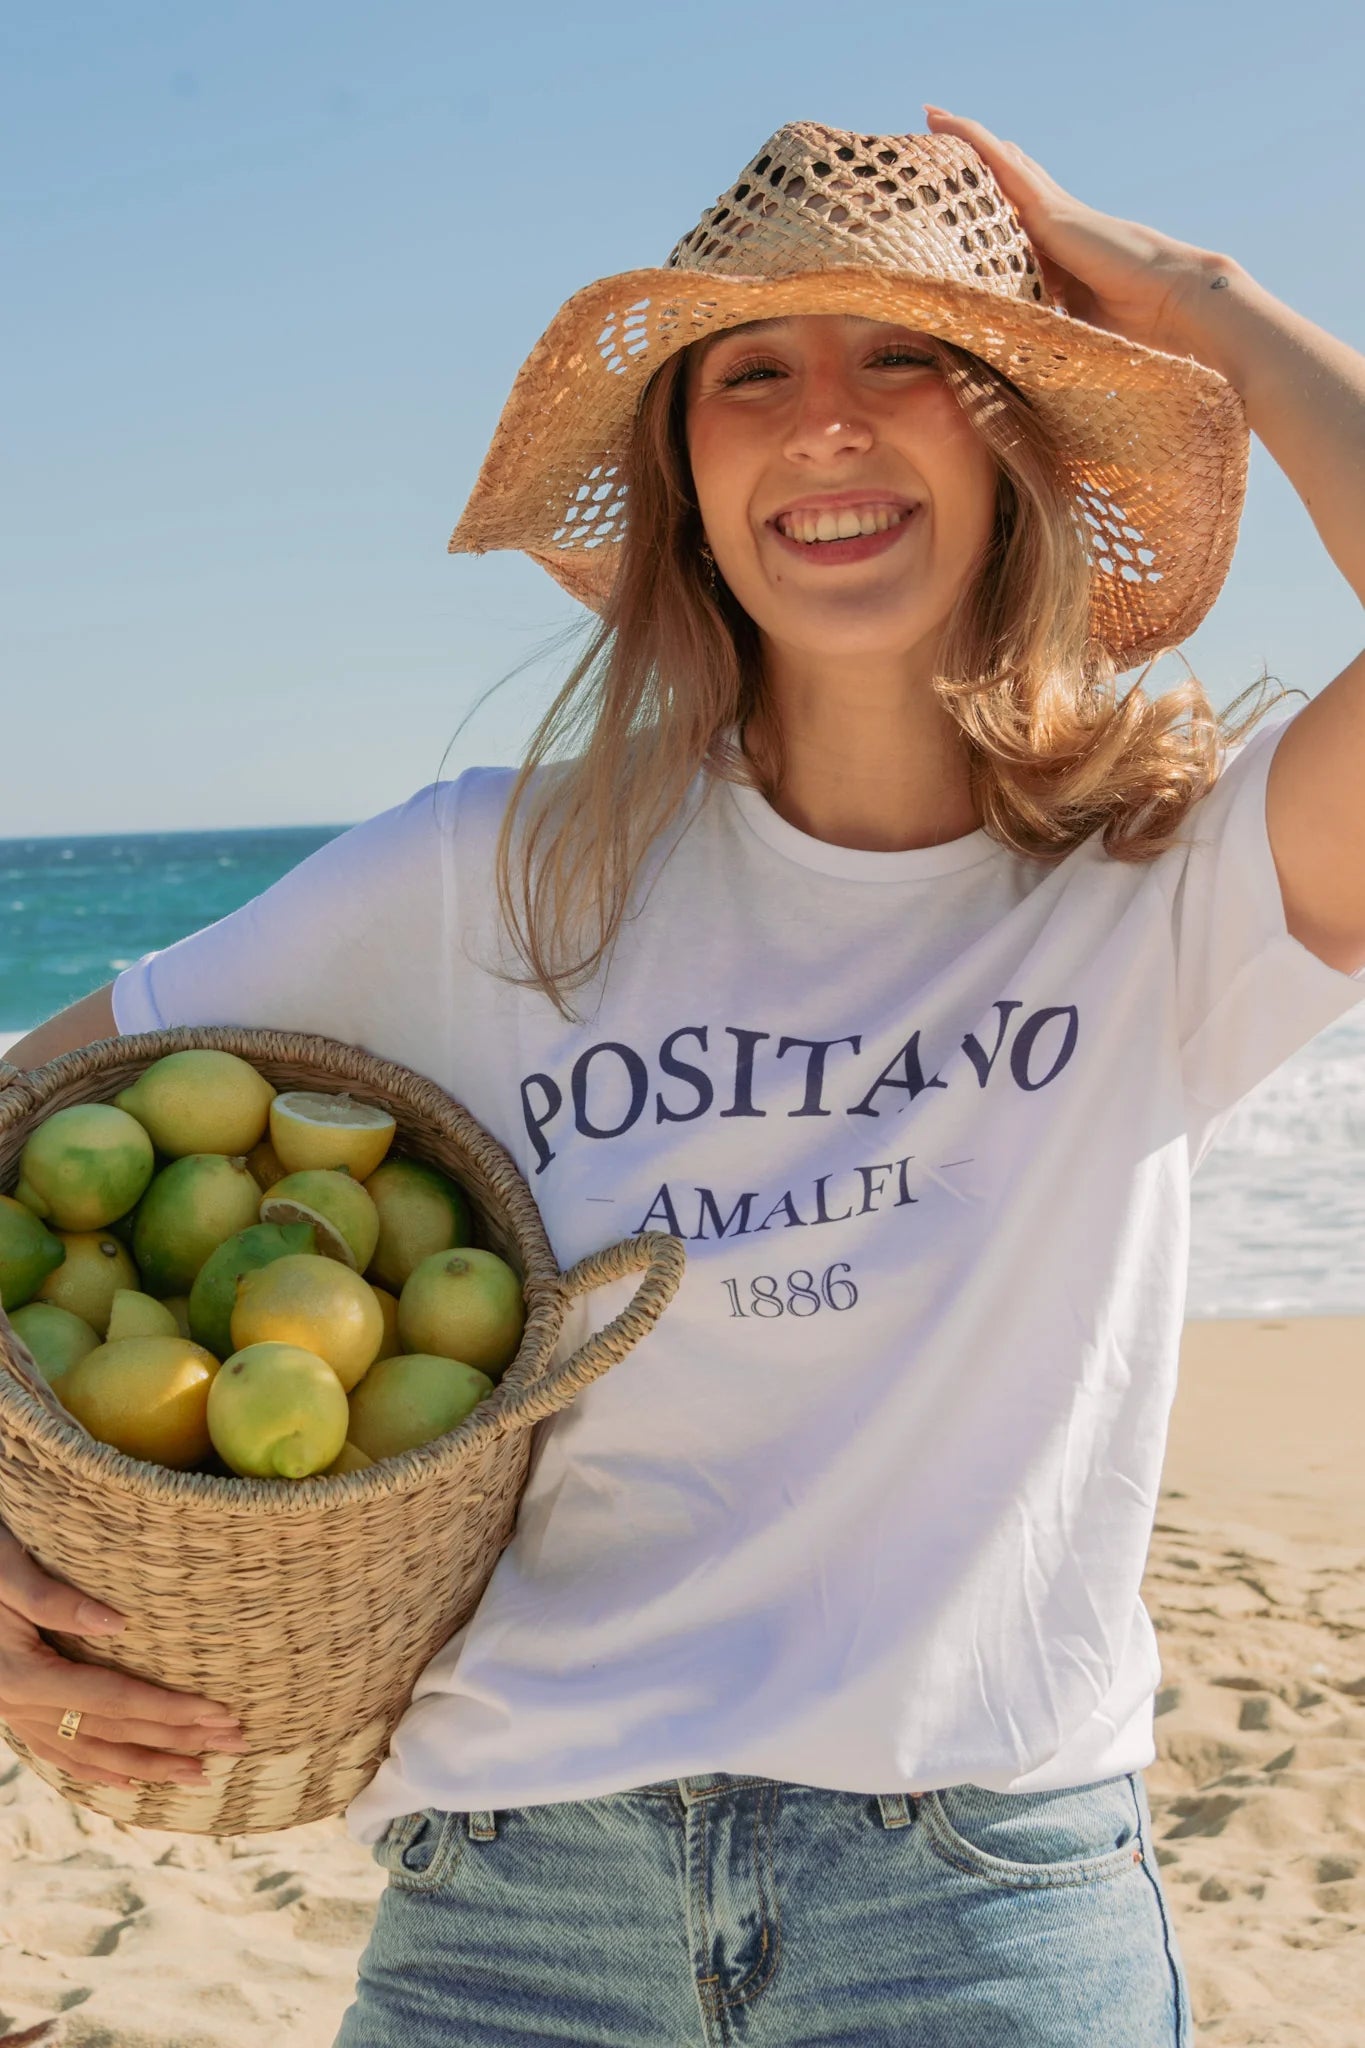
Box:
[699,537,719,595]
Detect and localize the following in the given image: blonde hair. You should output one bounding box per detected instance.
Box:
[477,333,1298,1022]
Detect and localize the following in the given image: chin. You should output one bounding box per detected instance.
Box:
[758,598,944,660]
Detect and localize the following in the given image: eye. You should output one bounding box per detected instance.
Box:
[869,348,937,368]
[717,353,785,388]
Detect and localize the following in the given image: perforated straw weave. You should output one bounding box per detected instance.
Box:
[449,121,1248,667]
[0,1028,685,1835]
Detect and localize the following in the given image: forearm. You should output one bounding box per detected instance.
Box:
[1169,251,1365,606]
[2,984,119,1075]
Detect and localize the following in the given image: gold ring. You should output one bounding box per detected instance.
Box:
[57,1708,83,1741]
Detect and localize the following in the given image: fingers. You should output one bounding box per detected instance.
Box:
[0,1524,127,1637]
[25,1702,248,1759]
[0,1634,242,1731]
[923,107,1071,207]
[5,1714,239,1790]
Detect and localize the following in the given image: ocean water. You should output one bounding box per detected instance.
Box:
[2,826,1364,1320]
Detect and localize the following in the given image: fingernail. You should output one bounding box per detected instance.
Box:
[196,1711,241,1727]
[77,1601,126,1631]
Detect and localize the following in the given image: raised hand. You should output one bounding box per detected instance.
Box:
[923,104,1228,359]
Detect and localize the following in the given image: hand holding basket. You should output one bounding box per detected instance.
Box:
[0,1026,685,1834]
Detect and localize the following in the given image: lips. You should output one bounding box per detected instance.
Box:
[767,497,921,567]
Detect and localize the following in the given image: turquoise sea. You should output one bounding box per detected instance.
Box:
[2,825,1364,1320]
[0,826,347,1033]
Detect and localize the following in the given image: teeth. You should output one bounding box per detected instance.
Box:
[779,505,910,544]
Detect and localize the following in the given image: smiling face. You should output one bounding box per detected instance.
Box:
[683,313,1002,669]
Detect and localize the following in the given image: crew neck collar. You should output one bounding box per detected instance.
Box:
[717,729,1005,880]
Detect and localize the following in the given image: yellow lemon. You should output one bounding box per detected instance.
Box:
[260,1170,379,1273]
[15,1103,155,1231]
[230,1253,384,1392]
[323,1439,375,1476]
[35,1231,139,1336]
[59,1335,220,1469]
[106,1289,179,1342]
[115,1049,276,1157]
[187,1220,316,1360]
[347,1353,495,1462]
[363,1158,473,1292]
[8,1302,100,1385]
[369,1283,401,1362]
[132,1155,262,1297]
[0,1193,66,1310]
[207,1341,350,1479]
[269,1092,397,1181]
[396,1248,525,1381]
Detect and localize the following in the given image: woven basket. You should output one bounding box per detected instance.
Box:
[0,1026,685,1834]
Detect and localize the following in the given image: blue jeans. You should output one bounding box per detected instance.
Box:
[334,1769,1195,2045]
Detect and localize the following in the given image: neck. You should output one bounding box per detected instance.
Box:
[744,637,983,854]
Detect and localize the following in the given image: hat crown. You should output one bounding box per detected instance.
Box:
[666,122,1046,305]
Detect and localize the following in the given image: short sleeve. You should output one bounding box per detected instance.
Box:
[1172,710,1365,1159]
[111,776,469,1082]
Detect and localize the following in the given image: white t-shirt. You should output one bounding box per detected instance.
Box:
[112,714,1365,1844]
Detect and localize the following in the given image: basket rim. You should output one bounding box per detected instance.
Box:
[0,1025,590,1512]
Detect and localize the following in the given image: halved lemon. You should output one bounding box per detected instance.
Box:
[269,1091,397,1181]
[260,1169,381,1273]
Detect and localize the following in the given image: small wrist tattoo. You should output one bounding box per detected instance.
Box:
[1209,274,1231,291]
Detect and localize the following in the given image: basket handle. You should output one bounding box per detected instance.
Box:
[504,1231,687,1429]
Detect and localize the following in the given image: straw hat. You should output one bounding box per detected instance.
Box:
[448,121,1248,667]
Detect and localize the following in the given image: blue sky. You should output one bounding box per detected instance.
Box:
[5,0,1361,833]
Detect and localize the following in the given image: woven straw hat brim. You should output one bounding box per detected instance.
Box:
[449,264,1248,669]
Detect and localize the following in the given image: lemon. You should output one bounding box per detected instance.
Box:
[246,1137,288,1194]
[187,1220,316,1360]
[260,1170,380,1273]
[369,1283,401,1362]
[132,1155,262,1297]
[347,1352,495,1461]
[8,1302,100,1385]
[0,1194,66,1310]
[323,1439,375,1476]
[115,1049,276,1158]
[363,1158,473,1292]
[106,1289,179,1342]
[207,1341,350,1479]
[35,1231,139,1336]
[59,1335,221,1468]
[15,1103,156,1232]
[230,1253,384,1393]
[396,1248,525,1381]
[269,1091,397,1181]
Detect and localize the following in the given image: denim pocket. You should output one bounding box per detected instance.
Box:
[919,1772,1145,1890]
[370,1807,467,1892]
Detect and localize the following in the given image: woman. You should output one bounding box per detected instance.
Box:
[3,110,1364,2045]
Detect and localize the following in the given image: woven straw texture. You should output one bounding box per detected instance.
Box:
[0,1027,685,1834]
[449,122,1248,667]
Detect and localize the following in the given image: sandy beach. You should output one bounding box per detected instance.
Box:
[2,1313,1362,2046]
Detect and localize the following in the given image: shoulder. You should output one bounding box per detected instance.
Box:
[1169,715,1288,849]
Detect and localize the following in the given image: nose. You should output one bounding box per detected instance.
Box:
[781,368,874,465]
